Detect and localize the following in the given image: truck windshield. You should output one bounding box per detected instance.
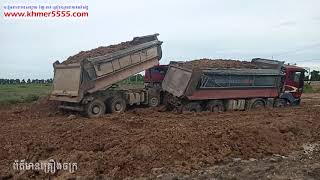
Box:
[293,72,301,83]
[151,67,167,74]
[288,71,304,88]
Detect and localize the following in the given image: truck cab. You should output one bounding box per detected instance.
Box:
[284,65,305,99]
[144,65,168,85]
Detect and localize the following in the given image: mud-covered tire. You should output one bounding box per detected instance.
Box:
[182,102,202,113]
[274,99,287,108]
[250,99,265,110]
[107,96,126,113]
[207,100,225,112]
[84,99,106,118]
[148,96,160,107]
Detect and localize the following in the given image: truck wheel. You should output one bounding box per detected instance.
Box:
[148,96,160,107]
[250,99,265,110]
[207,100,225,112]
[85,99,106,118]
[182,102,202,113]
[274,99,287,107]
[107,97,126,113]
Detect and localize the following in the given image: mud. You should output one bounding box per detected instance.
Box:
[310,81,320,91]
[155,143,320,180]
[0,94,319,179]
[177,59,258,69]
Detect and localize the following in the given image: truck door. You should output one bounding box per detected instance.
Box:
[285,70,304,98]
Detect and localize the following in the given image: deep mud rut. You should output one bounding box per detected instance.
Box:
[0,94,319,179]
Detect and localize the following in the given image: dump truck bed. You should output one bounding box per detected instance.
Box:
[162,60,284,100]
[50,34,163,103]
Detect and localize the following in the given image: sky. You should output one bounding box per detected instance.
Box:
[1,0,320,79]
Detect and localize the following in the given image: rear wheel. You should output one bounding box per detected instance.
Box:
[250,99,265,110]
[107,96,126,113]
[182,102,202,113]
[274,99,287,108]
[148,96,160,107]
[85,99,106,118]
[207,100,225,112]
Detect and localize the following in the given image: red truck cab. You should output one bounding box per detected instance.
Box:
[284,65,305,99]
[144,65,168,85]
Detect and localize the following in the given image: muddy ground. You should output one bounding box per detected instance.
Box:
[0,94,319,179]
[310,81,320,91]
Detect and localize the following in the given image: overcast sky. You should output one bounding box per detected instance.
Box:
[1,0,320,79]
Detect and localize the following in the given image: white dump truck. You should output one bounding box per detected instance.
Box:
[50,34,163,117]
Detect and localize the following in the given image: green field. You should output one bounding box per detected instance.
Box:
[304,83,320,93]
[0,84,52,105]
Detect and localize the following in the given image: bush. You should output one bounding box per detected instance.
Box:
[22,94,39,103]
[304,84,318,93]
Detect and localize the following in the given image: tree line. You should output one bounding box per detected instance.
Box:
[0,75,143,85]
[0,79,53,85]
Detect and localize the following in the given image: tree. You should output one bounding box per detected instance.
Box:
[137,74,144,81]
[310,70,320,81]
[46,78,53,84]
[27,79,31,84]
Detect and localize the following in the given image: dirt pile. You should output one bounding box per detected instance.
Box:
[178,58,258,69]
[61,35,150,65]
[0,94,319,179]
[62,41,133,64]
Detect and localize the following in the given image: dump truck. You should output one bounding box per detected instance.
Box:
[161,58,305,112]
[50,34,163,117]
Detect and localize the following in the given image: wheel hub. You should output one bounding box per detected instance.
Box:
[150,97,159,106]
[115,103,122,111]
[92,106,100,114]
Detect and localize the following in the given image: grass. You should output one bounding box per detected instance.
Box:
[0,84,52,105]
[118,80,144,85]
[304,83,320,93]
[0,80,143,105]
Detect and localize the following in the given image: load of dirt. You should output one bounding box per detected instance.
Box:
[0,94,319,179]
[177,58,258,69]
[61,35,148,65]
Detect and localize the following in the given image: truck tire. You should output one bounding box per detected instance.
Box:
[207,100,225,112]
[182,102,202,113]
[107,96,126,113]
[274,99,287,108]
[148,96,160,107]
[85,99,106,118]
[249,99,265,110]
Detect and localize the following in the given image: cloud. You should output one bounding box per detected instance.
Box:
[274,21,297,28]
[313,16,320,21]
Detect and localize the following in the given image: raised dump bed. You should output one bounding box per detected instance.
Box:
[50,34,163,117]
